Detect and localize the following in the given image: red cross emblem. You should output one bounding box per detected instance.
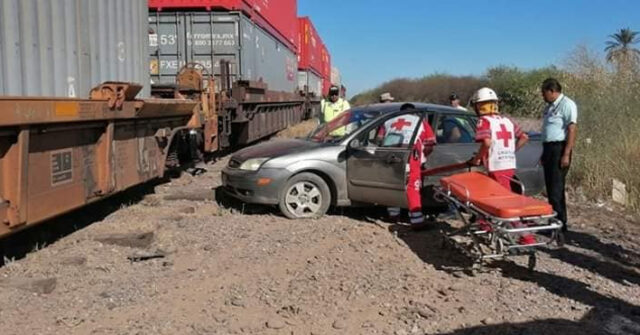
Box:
[496,123,513,147]
[391,118,412,131]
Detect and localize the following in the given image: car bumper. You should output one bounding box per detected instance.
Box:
[221,167,290,205]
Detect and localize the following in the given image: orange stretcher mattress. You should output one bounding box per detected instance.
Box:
[440,172,554,218]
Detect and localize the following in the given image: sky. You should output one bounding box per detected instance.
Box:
[297,0,640,97]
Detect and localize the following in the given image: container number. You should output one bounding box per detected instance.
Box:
[160,34,177,46]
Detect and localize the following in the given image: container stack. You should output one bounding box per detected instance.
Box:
[296,16,324,97]
[149,0,298,93]
[320,43,332,96]
[148,0,338,99]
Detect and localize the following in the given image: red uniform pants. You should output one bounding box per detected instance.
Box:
[488,169,515,191]
[407,140,424,225]
[488,169,535,243]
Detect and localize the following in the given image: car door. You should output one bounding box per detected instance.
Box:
[423,112,479,186]
[346,111,425,208]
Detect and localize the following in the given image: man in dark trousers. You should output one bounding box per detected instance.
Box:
[540,78,578,232]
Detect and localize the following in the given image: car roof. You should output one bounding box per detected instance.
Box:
[350,102,472,116]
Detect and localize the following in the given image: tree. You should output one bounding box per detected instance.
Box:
[604,28,640,69]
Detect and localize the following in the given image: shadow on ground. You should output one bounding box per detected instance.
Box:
[432,307,640,335]
[394,221,640,325]
[566,230,640,268]
[213,186,279,215]
[213,186,395,219]
[0,181,160,267]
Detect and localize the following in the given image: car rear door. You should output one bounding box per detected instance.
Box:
[424,112,479,186]
[346,111,426,208]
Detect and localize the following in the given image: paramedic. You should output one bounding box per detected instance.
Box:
[469,88,533,244]
[383,107,436,230]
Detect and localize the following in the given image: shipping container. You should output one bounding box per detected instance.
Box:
[320,43,331,96]
[331,66,341,88]
[0,0,150,98]
[148,0,297,53]
[149,11,297,93]
[297,17,323,76]
[297,70,322,97]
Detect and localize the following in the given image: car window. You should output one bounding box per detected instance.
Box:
[309,109,379,143]
[436,115,476,144]
[360,112,425,148]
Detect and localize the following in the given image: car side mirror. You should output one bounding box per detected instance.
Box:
[349,139,361,149]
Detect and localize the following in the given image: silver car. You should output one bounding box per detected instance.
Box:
[221,103,544,219]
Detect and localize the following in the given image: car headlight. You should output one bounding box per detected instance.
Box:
[239,158,269,171]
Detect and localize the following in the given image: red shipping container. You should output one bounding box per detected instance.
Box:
[252,0,297,52]
[297,17,323,77]
[320,43,331,96]
[149,0,297,53]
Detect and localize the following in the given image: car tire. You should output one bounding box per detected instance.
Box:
[279,172,331,219]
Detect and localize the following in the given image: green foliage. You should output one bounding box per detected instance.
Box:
[605,27,640,64]
[562,46,640,210]
[350,74,487,107]
[486,66,563,117]
[352,67,562,118]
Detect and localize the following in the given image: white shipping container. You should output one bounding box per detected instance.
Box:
[331,66,341,87]
[297,70,322,97]
[0,0,149,98]
[149,11,297,94]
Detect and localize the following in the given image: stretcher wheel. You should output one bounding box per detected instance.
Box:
[527,253,537,272]
[441,235,449,249]
[556,232,565,247]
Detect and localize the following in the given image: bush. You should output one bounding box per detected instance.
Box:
[350,74,487,106]
[562,46,640,211]
[486,66,563,117]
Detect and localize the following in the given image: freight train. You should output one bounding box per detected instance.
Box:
[0,0,341,239]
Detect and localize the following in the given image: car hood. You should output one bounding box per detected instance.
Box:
[231,139,324,162]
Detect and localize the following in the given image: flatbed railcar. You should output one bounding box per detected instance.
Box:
[0,83,198,238]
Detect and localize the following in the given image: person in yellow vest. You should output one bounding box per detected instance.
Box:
[321,85,351,136]
[322,85,351,123]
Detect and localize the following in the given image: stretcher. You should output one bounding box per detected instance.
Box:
[426,165,564,271]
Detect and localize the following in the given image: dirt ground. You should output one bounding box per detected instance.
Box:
[1,152,640,334]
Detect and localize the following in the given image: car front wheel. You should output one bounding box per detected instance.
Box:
[279,172,331,219]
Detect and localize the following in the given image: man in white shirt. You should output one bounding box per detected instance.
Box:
[540,78,578,232]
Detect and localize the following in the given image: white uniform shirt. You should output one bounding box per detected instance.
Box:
[476,115,520,172]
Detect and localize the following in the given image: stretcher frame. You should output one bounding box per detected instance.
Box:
[432,171,564,271]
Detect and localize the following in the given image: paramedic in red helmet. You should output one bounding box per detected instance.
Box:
[469,88,535,244]
[383,105,436,230]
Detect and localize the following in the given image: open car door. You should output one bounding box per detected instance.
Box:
[424,113,479,184]
[346,111,425,208]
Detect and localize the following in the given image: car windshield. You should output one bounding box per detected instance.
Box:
[309,109,380,143]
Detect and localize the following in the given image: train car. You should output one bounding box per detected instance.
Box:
[0,0,339,239]
[0,0,200,239]
[149,0,312,152]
